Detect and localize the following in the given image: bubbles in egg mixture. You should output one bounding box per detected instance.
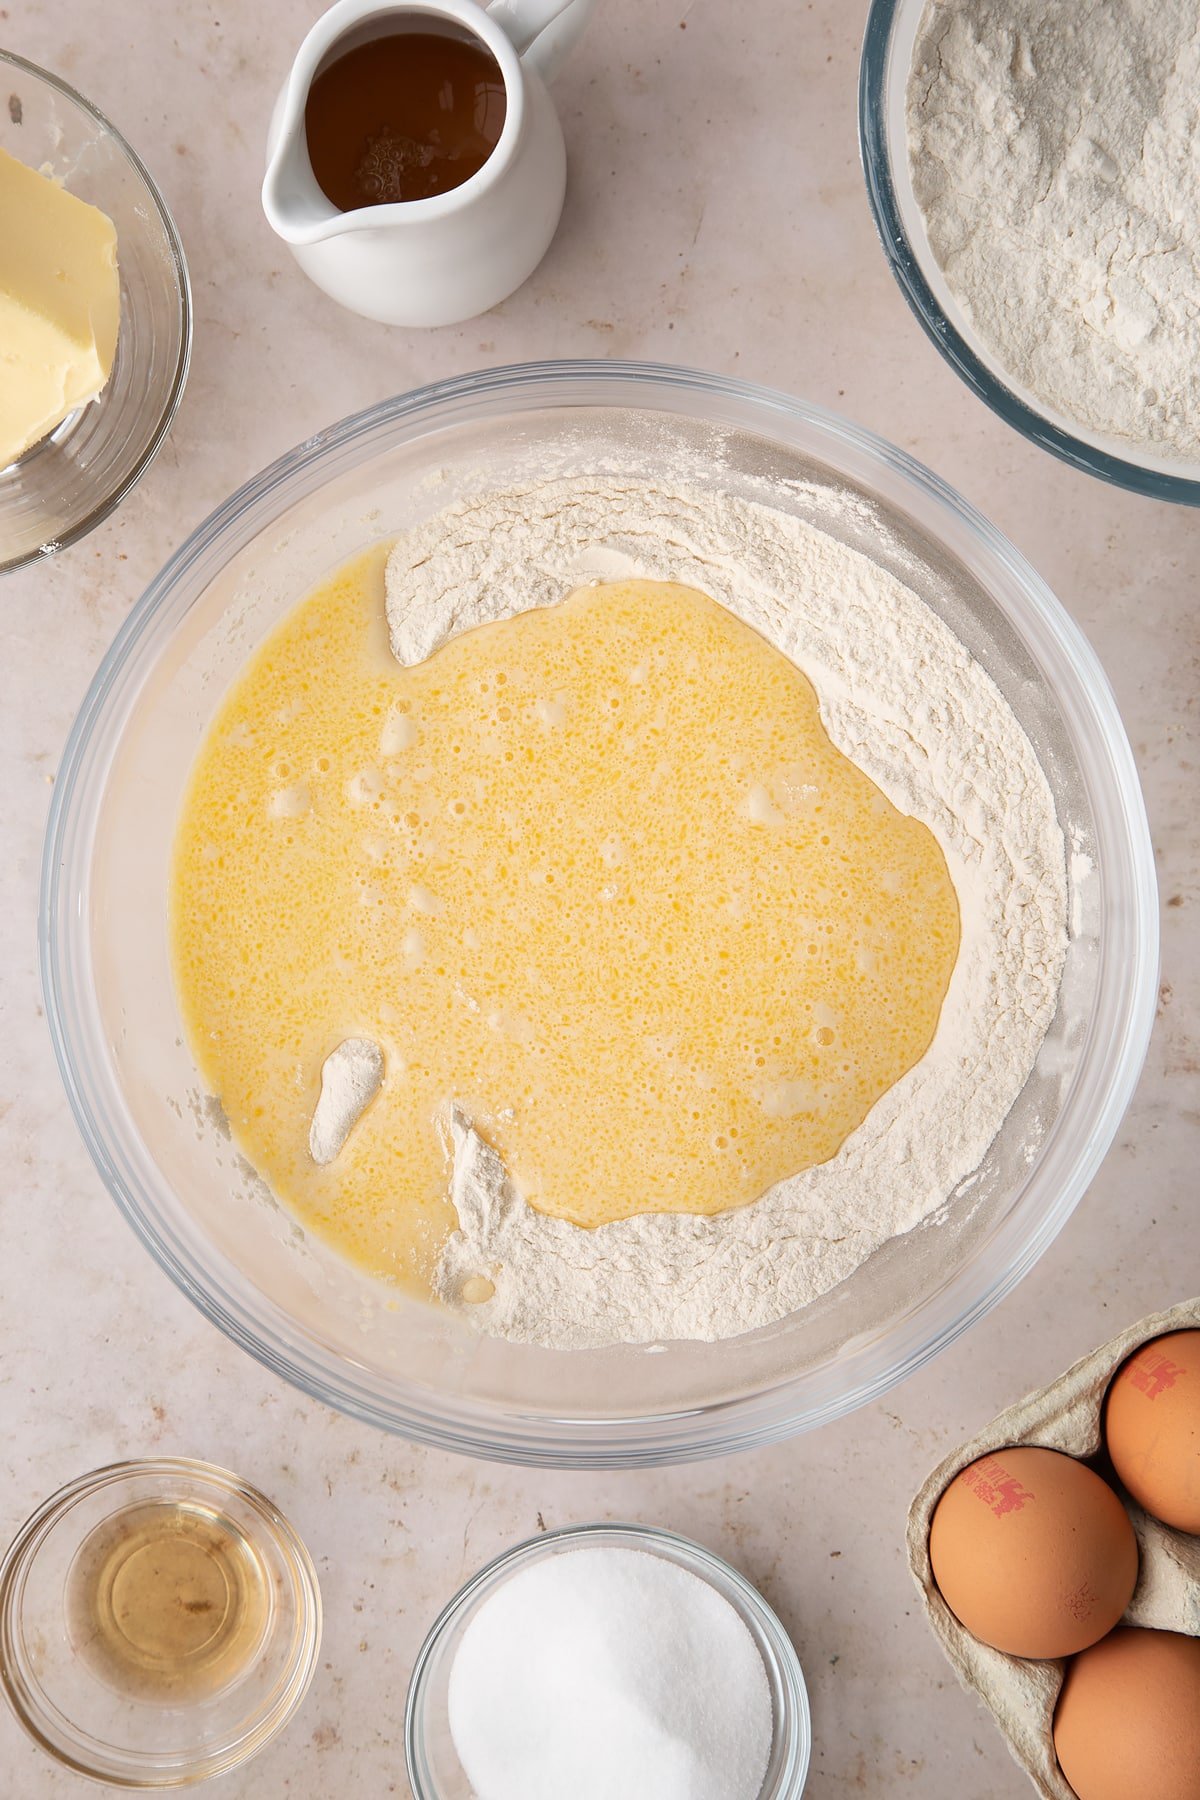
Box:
[171,552,960,1291]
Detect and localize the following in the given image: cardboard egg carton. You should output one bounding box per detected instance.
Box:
[906,1299,1200,1799]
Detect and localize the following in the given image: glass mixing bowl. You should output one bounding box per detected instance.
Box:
[0,51,192,573]
[859,0,1200,504]
[41,362,1158,1468]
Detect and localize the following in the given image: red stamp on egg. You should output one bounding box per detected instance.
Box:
[962,1457,1035,1518]
[1127,1347,1184,1399]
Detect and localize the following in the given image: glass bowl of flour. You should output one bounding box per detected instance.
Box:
[41,362,1157,1466]
[860,0,1200,502]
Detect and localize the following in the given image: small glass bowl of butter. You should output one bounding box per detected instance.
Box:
[0,52,191,575]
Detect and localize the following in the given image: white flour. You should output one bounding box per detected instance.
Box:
[906,0,1200,460]
[309,1037,383,1165]
[384,476,1068,1349]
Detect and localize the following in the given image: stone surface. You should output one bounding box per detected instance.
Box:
[1,0,1197,1795]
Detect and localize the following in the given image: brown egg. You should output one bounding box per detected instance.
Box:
[1054,1627,1200,1800]
[1105,1329,1200,1534]
[929,1445,1138,1658]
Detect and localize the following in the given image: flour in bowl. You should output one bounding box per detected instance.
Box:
[906,0,1200,460]
[309,1037,384,1166]
[384,477,1068,1349]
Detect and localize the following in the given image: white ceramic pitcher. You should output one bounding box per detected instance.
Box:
[263,0,594,327]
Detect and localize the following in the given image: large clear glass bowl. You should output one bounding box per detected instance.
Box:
[40,362,1158,1468]
[0,51,192,573]
[859,0,1200,504]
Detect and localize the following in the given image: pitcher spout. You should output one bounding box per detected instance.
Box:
[262,0,397,247]
[262,90,347,248]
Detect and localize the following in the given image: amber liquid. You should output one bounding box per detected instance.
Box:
[305,29,507,209]
[66,1501,272,1703]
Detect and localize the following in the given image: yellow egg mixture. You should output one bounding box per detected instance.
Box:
[172,552,959,1295]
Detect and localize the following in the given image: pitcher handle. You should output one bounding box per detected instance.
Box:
[487,0,595,80]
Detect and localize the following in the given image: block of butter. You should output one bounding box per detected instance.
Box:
[0,146,120,468]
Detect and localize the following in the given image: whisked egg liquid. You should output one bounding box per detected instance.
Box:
[171,554,959,1294]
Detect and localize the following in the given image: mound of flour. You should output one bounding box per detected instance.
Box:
[906,0,1200,460]
[385,476,1068,1349]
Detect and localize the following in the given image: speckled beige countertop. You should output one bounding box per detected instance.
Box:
[1,1,1197,1794]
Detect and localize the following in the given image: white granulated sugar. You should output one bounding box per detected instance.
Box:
[906,0,1200,460]
[308,1036,383,1165]
[385,476,1068,1350]
[446,1546,772,1800]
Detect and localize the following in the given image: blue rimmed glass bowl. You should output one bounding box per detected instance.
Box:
[859,0,1200,504]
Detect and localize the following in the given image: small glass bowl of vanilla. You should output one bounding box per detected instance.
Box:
[0,1458,321,1787]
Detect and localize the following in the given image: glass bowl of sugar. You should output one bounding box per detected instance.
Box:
[860,0,1200,503]
[405,1521,811,1800]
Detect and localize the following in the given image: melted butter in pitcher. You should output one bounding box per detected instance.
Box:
[304,29,507,209]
